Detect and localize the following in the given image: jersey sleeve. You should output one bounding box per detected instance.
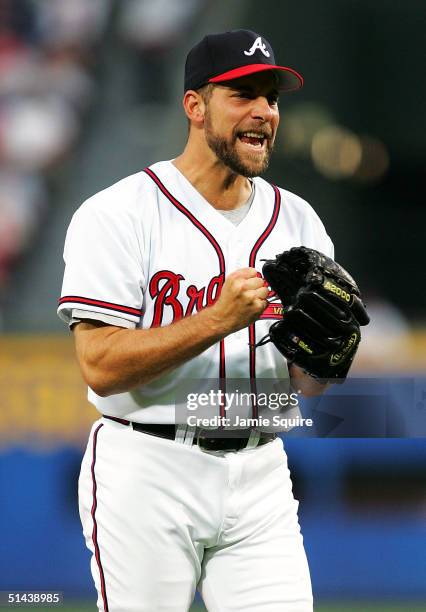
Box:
[68,308,136,329]
[320,228,334,259]
[280,188,335,260]
[58,199,145,328]
[299,200,334,259]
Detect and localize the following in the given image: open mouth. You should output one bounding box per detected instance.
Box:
[237,131,268,149]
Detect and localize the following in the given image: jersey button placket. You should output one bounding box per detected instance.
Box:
[229,239,248,341]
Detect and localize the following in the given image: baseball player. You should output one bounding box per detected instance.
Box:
[58,30,334,612]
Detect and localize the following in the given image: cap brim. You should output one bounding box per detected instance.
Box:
[209,64,303,92]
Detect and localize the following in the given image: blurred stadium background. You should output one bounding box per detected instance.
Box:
[0,0,425,610]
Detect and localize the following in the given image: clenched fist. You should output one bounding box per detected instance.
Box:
[208,268,269,336]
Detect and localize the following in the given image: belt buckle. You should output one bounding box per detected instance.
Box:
[196,429,222,452]
[196,429,247,453]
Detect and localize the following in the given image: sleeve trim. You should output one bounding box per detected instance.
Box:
[70,309,136,329]
[58,295,142,318]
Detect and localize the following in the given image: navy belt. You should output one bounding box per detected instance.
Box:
[103,415,275,452]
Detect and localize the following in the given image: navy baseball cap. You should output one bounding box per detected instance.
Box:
[184,29,303,92]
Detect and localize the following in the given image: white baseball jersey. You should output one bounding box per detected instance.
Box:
[58,160,333,423]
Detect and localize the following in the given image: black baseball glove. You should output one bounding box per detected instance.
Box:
[260,246,370,382]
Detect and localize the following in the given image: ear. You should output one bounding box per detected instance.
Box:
[182,90,206,126]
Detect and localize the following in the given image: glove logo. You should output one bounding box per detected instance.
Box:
[329,332,359,366]
[298,339,313,354]
[323,280,351,303]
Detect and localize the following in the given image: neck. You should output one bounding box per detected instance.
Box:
[173,143,252,211]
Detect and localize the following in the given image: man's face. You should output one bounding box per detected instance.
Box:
[202,72,280,177]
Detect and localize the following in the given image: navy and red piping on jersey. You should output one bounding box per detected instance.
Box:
[248,184,281,418]
[143,167,226,272]
[143,166,227,416]
[91,423,109,612]
[103,415,131,426]
[58,296,142,318]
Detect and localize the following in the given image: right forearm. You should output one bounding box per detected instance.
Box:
[75,267,269,396]
[75,306,227,396]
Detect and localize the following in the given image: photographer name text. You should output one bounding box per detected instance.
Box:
[186,415,313,428]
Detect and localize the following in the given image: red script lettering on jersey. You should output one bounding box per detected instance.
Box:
[149,270,224,326]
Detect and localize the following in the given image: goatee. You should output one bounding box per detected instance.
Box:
[205,119,273,178]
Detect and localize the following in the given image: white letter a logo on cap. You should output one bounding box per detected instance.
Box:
[244,37,270,58]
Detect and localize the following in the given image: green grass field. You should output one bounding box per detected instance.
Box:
[1,603,425,611]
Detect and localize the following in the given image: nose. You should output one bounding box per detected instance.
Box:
[250,96,275,122]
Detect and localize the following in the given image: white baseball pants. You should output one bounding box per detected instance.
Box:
[78,417,313,611]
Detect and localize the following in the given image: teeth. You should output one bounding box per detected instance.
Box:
[242,131,265,138]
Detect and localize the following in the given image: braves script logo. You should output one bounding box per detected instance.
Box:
[243,37,270,58]
[149,270,224,327]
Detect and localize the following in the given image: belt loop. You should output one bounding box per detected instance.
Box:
[184,425,196,446]
[174,424,186,444]
[175,424,196,445]
[245,430,260,450]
